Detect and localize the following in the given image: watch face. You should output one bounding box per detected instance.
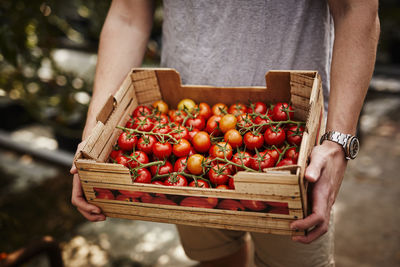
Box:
[348,137,360,159]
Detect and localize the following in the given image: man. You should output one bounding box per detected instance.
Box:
[70,0,380,266]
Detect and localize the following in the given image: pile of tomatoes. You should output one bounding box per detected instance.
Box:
[108,98,304,190]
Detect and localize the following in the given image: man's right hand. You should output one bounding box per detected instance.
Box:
[70,141,106,222]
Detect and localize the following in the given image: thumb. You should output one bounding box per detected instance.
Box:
[305,148,325,183]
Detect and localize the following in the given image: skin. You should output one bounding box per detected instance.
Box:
[70,0,380,264]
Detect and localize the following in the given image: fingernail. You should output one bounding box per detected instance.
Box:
[91,209,100,214]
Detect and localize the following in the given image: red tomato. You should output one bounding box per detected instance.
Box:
[209,142,233,160]
[276,158,296,167]
[228,103,247,116]
[109,148,123,161]
[140,193,153,203]
[224,129,243,149]
[180,197,213,209]
[286,125,304,146]
[116,194,138,202]
[132,168,152,183]
[118,190,144,199]
[219,114,238,133]
[152,113,169,124]
[188,128,200,141]
[285,147,299,162]
[208,163,232,185]
[185,116,206,131]
[149,160,173,177]
[152,141,172,159]
[271,102,294,121]
[152,180,165,185]
[211,103,228,116]
[189,179,210,188]
[169,109,187,125]
[164,174,188,186]
[217,199,245,211]
[216,184,229,189]
[131,116,154,132]
[152,124,171,135]
[128,150,149,169]
[268,147,283,163]
[115,155,130,167]
[187,147,196,156]
[96,189,115,200]
[170,125,189,140]
[231,151,253,172]
[243,132,264,150]
[136,135,157,155]
[173,138,192,157]
[240,200,267,211]
[228,178,235,189]
[192,131,211,153]
[205,115,223,136]
[117,132,137,151]
[248,102,267,114]
[132,105,152,117]
[187,154,205,175]
[196,102,212,120]
[174,157,189,173]
[264,126,286,146]
[253,115,271,133]
[237,113,254,129]
[250,151,275,171]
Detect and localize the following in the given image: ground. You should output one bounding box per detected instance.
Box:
[0,88,399,267]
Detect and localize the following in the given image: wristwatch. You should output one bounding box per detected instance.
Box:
[320,131,360,160]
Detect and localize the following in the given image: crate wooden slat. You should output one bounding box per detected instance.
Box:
[75,68,325,236]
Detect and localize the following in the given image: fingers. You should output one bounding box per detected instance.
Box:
[292,223,329,244]
[70,140,87,174]
[304,146,325,182]
[71,174,106,222]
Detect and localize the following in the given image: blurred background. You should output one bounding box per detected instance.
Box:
[0,1,399,266]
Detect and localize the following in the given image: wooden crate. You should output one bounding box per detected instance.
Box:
[75,68,325,236]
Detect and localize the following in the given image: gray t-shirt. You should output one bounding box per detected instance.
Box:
[161,0,333,110]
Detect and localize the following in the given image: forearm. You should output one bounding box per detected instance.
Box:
[83,0,154,140]
[327,0,380,134]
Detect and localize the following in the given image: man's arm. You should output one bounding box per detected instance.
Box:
[70,0,155,221]
[290,0,380,243]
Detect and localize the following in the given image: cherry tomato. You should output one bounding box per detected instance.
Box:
[216,185,229,189]
[150,160,173,177]
[180,197,213,209]
[264,126,286,146]
[195,102,212,120]
[96,189,115,200]
[132,116,154,132]
[152,100,169,114]
[231,151,253,172]
[115,155,130,167]
[286,125,304,146]
[128,150,149,169]
[173,138,192,157]
[152,180,165,185]
[237,113,254,129]
[118,132,137,151]
[178,98,196,113]
[228,178,235,189]
[268,147,283,163]
[192,131,211,153]
[152,124,171,135]
[118,190,144,199]
[152,113,169,124]
[187,154,205,175]
[189,179,210,188]
[152,141,172,159]
[185,115,206,131]
[243,132,264,150]
[151,197,178,206]
[285,147,299,162]
[205,115,223,136]
[217,199,245,211]
[248,102,267,114]
[253,115,271,133]
[188,128,200,141]
[208,163,231,185]
[132,168,152,183]
[132,105,152,118]
[276,157,296,167]
[209,142,233,160]
[240,200,267,211]
[174,157,189,173]
[250,151,275,171]
[170,125,189,140]
[116,194,137,202]
[219,114,237,133]
[272,102,294,121]
[224,129,243,149]
[169,109,187,125]
[140,193,153,203]
[228,103,247,116]
[164,174,188,186]
[136,135,157,155]
[211,103,228,116]
[109,148,123,161]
